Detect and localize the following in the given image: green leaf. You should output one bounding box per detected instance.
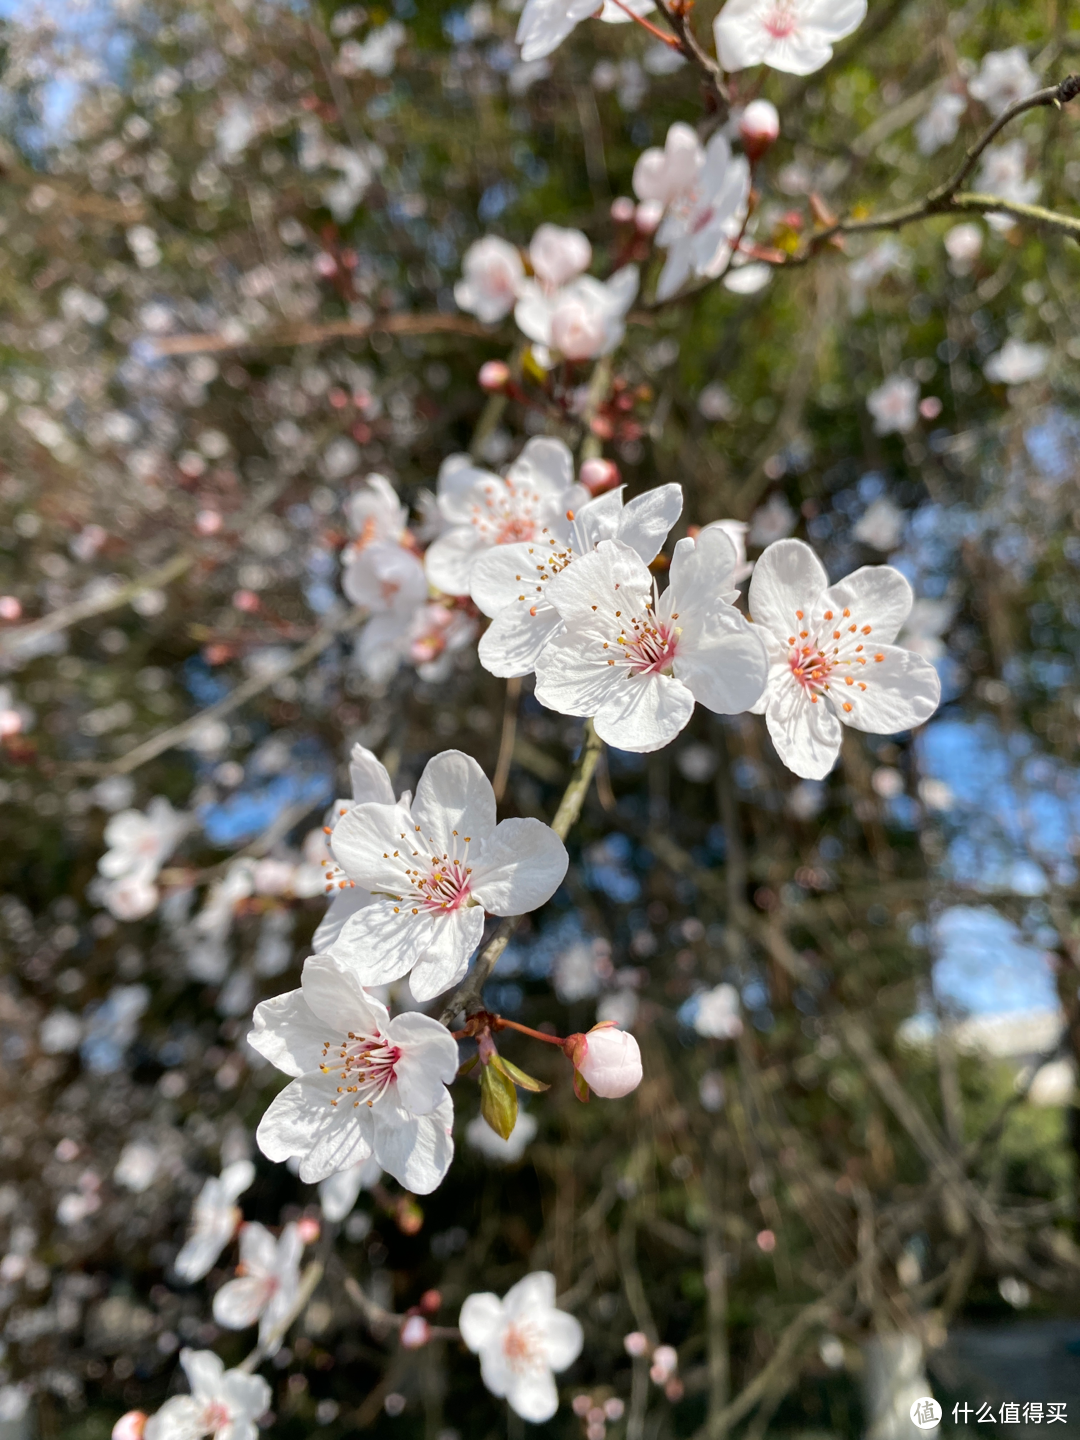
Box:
[490,1054,550,1093]
[572,1069,590,1104]
[480,1060,518,1140]
[456,1054,480,1080]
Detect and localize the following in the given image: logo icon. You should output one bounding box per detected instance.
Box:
[910,1398,943,1430]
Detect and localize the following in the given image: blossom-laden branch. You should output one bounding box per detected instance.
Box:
[438,721,604,1023]
[787,74,1080,262]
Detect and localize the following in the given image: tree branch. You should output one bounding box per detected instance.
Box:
[152,311,497,357]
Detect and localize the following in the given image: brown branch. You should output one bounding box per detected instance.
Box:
[152,312,498,357]
[653,0,730,115]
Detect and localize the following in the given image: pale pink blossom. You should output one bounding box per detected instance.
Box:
[343,474,408,554]
[249,952,458,1191]
[515,267,639,361]
[566,1023,643,1097]
[867,375,918,436]
[212,1222,304,1353]
[747,539,942,780]
[327,749,568,1000]
[915,91,965,156]
[529,224,592,289]
[713,0,867,76]
[460,1272,584,1422]
[174,1160,256,1283]
[983,338,1049,385]
[651,133,751,301]
[516,0,657,64]
[969,46,1039,118]
[455,236,525,323]
[738,98,780,159]
[632,123,704,209]
[142,1350,270,1440]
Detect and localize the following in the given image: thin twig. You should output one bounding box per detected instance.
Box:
[439,722,603,1022]
[152,311,496,357]
[237,1260,325,1373]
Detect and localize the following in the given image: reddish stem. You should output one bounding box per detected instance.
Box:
[605,0,682,47]
[493,1016,568,1046]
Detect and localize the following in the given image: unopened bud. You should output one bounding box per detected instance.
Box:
[650,1344,678,1384]
[919,396,943,420]
[478,360,511,392]
[566,1023,642,1098]
[395,1197,424,1235]
[112,1413,148,1440]
[739,99,780,162]
[232,589,260,613]
[0,597,21,621]
[296,1217,321,1245]
[610,196,636,224]
[400,1314,431,1349]
[635,199,664,235]
[579,458,621,497]
[623,1331,650,1357]
[419,1288,442,1314]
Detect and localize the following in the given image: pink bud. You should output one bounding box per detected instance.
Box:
[112,1413,147,1440]
[232,589,260,612]
[739,99,780,162]
[478,360,510,392]
[568,1023,642,1099]
[919,396,943,421]
[610,196,636,224]
[400,1314,430,1349]
[623,1331,649,1357]
[573,1395,593,1417]
[634,199,664,236]
[650,1345,678,1384]
[296,1217,321,1245]
[195,509,223,536]
[579,457,621,497]
[0,597,21,621]
[756,1228,776,1253]
[419,1288,441,1314]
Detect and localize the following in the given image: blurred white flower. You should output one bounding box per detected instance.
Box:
[318,1154,382,1221]
[866,375,918,436]
[969,46,1039,117]
[749,493,796,547]
[114,1142,161,1194]
[915,91,965,156]
[455,236,525,323]
[516,0,656,63]
[336,21,406,77]
[853,496,905,551]
[143,1349,270,1440]
[467,1109,538,1163]
[692,983,743,1039]
[212,1222,304,1353]
[713,0,867,76]
[983,337,1049,385]
[944,222,983,274]
[174,1161,255,1283]
[460,1273,583,1422]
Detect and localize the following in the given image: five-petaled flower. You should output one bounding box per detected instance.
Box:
[424,439,585,599]
[747,539,942,780]
[142,1349,270,1440]
[460,1272,584,1422]
[515,266,639,363]
[533,529,769,753]
[211,1221,304,1354]
[713,0,868,76]
[248,952,459,1191]
[471,481,683,679]
[173,1160,255,1283]
[327,749,569,1000]
[454,236,525,323]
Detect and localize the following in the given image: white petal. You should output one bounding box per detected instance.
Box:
[372,1093,455,1194]
[832,644,941,735]
[545,537,652,620]
[219,1161,256,1205]
[238,1221,278,1277]
[615,483,683,563]
[247,988,327,1079]
[145,1396,203,1440]
[470,818,568,915]
[212,1276,272,1330]
[478,605,563,678]
[329,798,419,892]
[667,526,738,605]
[334,902,437,987]
[539,1309,585,1371]
[385,1011,459,1113]
[217,1370,272,1425]
[425,528,483,597]
[676,619,769,716]
[818,564,913,646]
[256,1073,376,1183]
[312,887,374,953]
[317,1156,380,1221]
[406,906,484,1002]
[515,0,598,61]
[595,673,696,753]
[765,680,842,780]
[503,1271,557,1317]
[412,750,496,851]
[508,436,575,495]
[300,952,390,1034]
[469,541,546,618]
[459,1291,504,1353]
[179,1348,225,1399]
[748,538,829,639]
[513,281,555,346]
[506,1368,559,1423]
[534,628,622,719]
[349,744,395,805]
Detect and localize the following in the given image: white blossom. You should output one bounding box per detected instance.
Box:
[460,1272,583,1422]
[976,139,1040,219]
[529,224,592,289]
[632,123,704,210]
[747,539,942,780]
[533,530,769,753]
[114,1141,161,1194]
[212,1222,304,1353]
[650,132,751,301]
[853,496,905,552]
[344,474,408,552]
[143,1350,270,1440]
[336,21,406,77]
[692,983,743,1038]
[713,0,867,76]
[866,375,918,436]
[983,337,1050,385]
[344,542,429,683]
[516,0,656,64]
[471,481,683,679]
[455,236,525,323]
[315,743,398,954]
[968,46,1039,117]
[249,952,458,1191]
[327,750,568,1000]
[174,1161,255,1283]
[97,797,188,917]
[317,1153,382,1221]
[467,1109,538,1163]
[515,267,639,362]
[424,438,584,598]
[915,91,965,156]
[944,222,983,274]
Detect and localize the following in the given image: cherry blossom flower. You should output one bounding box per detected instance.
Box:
[248,952,458,1191]
[97,797,188,918]
[455,236,525,323]
[700,518,752,583]
[529,224,592,289]
[174,1160,255,1283]
[515,267,639,362]
[853,496,905,552]
[651,133,751,301]
[405,601,479,682]
[212,1221,304,1353]
[969,46,1039,118]
[983,338,1049,385]
[344,542,429,683]
[471,482,683,678]
[866,375,918,436]
[915,91,966,156]
[467,1109,539,1163]
[516,0,656,64]
[315,743,398,953]
[944,222,983,274]
[533,530,769,753]
[327,750,569,1000]
[690,983,743,1039]
[343,474,408,554]
[976,139,1040,220]
[747,539,942,780]
[424,439,584,598]
[460,1272,584,1422]
[566,1023,642,1097]
[142,1350,271,1440]
[318,1153,382,1221]
[713,0,867,76]
[632,123,704,211]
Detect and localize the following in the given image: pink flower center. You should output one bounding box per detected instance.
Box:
[785,604,885,713]
[202,1401,232,1434]
[762,3,799,39]
[321,1032,402,1110]
[469,480,545,546]
[415,857,473,912]
[502,1321,544,1373]
[622,616,680,676]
